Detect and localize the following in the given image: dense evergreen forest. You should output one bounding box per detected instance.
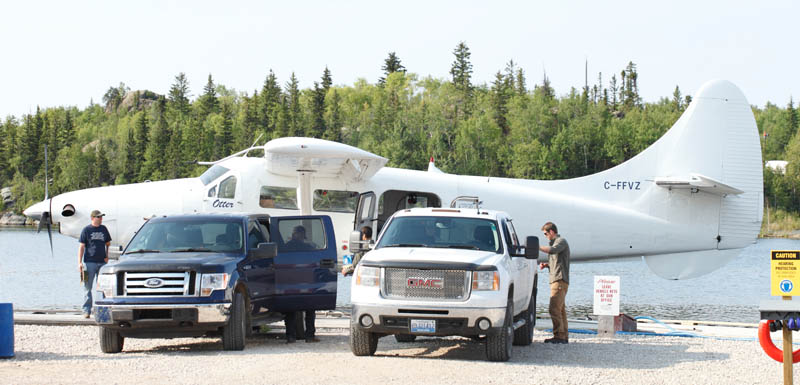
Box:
[1,42,798,223]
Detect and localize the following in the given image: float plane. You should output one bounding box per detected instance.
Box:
[24,80,763,279]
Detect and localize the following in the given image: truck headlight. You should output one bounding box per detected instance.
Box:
[200,273,229,296]
[472,271,499,291]
[356,266,380,287]
[97,274,116,298]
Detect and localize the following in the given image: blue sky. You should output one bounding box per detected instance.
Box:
[1,0,797,118]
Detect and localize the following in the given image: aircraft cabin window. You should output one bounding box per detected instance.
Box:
[199,165,230,185]
[207,185,216,198]
[218,176,237,199]
[259,186,298,209]
[313,190,359,213]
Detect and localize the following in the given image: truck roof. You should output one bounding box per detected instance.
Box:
[391,207,509,220]
[146,212,267,222]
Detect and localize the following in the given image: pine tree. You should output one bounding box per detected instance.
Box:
[788,96,798,132]
[609,74,618,109]
[672,85,683,112]
[321,67,333,93]
[95,143,111,186]
[450,41,474,124]
[379,52,405,85]
[168,73,191,117]
[324,89,342,142]
[198,74,219,118]
[286,73,301,136]
[515,68,526,96]
[491,70,511,135]
[450,42,473,98]
[133,111,149,177]
[122,126,137,183]
[309,81,326,138]
[261,70,282,137]
[59,111,74,149]
[215,102,234,158]
[141,97,168,180]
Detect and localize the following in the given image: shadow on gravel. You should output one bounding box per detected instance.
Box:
[121,332,352,356]
[370,335,730,368]
[514,336,731,369]
[7,351,139,362]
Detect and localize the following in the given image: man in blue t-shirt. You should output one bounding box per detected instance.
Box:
[78,209,112,318]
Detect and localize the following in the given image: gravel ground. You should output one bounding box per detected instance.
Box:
[0,325,794,384]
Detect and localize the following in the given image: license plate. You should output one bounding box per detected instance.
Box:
[410,319,436,333]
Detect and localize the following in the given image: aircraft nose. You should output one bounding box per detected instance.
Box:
[23,200,48,220]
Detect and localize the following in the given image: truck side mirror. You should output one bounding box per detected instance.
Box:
[250,242,277,260]
[349,230,365,253]
[524,236,540,260]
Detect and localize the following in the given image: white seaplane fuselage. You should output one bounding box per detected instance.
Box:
[25,80,763,280]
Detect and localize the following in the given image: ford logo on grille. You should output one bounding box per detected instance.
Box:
[407,277,444,289]
[144,278,164,288]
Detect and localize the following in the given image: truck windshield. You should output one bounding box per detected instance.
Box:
[376,216,502,253]
[126,219,244,254]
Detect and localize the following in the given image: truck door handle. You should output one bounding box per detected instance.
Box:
[320,259,335,268]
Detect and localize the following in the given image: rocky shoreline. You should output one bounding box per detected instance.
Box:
[0,212,31,226]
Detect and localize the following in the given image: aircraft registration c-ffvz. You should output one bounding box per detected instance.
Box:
[24,80,763,280]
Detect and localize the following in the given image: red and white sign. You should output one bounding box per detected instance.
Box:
[593,276,620,316]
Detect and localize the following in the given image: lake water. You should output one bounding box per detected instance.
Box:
[0,228,796,323]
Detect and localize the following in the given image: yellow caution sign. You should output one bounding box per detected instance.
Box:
[771,250,800,296]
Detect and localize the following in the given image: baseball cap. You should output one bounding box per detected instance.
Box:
[90,210,105,218]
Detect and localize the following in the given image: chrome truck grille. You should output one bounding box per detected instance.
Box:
[382,268,470,301]
[123,272,195,296]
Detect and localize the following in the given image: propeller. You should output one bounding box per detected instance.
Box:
[35,144,54,257]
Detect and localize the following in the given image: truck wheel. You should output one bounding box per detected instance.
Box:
[222,292,246,351]
[395,334,417,343]
[486,299,513,362]
[100,327,124,353]
[513,289,536,346]
[350,326,379,356]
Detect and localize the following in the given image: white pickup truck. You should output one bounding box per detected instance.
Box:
[348,207,539,361]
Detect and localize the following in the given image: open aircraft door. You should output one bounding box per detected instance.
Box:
[354,192,377,235]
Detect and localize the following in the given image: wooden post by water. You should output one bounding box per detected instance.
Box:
[783,296,793,385]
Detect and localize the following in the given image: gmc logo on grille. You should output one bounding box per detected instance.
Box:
[407,277,443,289]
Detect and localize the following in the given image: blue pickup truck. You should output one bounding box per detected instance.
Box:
[93,213,337,353]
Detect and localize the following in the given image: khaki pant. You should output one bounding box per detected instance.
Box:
[549,280,569,340]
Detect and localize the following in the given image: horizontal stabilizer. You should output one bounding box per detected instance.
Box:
[654,173,744,196]
[263,137,388,182]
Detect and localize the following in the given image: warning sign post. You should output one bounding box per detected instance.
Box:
[593,276,620,316]
[771,250,800,297]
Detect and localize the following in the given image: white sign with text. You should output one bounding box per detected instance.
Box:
[593,275,620,316]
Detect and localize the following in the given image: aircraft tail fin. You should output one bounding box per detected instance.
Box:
[631,80,763,277]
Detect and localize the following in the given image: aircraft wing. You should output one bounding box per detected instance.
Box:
[653,173,744,196]
[263,137,388,182]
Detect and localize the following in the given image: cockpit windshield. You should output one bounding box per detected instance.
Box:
[376,216,502,253]
[199,165,230,185]
[125,219,244,254]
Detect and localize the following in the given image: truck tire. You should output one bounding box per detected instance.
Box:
[100,327,124,353]
[350,326,379,356]
[222,292,246,351]
[486,299,513,362]
[513,289,536,346]
[395,334,417,343]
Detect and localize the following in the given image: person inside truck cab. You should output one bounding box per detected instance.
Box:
[285,225,315,250]
[342,226,372,276]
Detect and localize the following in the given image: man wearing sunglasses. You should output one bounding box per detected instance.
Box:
[538,222,570,344]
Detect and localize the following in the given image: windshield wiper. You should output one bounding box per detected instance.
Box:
[125,249,161,254]
[170,247,212,252]
[444,245,480,250]
[383,243,426,248]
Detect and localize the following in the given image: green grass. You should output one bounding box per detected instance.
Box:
[760,207,800,237]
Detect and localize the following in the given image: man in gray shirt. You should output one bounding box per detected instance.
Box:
[538,221,570,344]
